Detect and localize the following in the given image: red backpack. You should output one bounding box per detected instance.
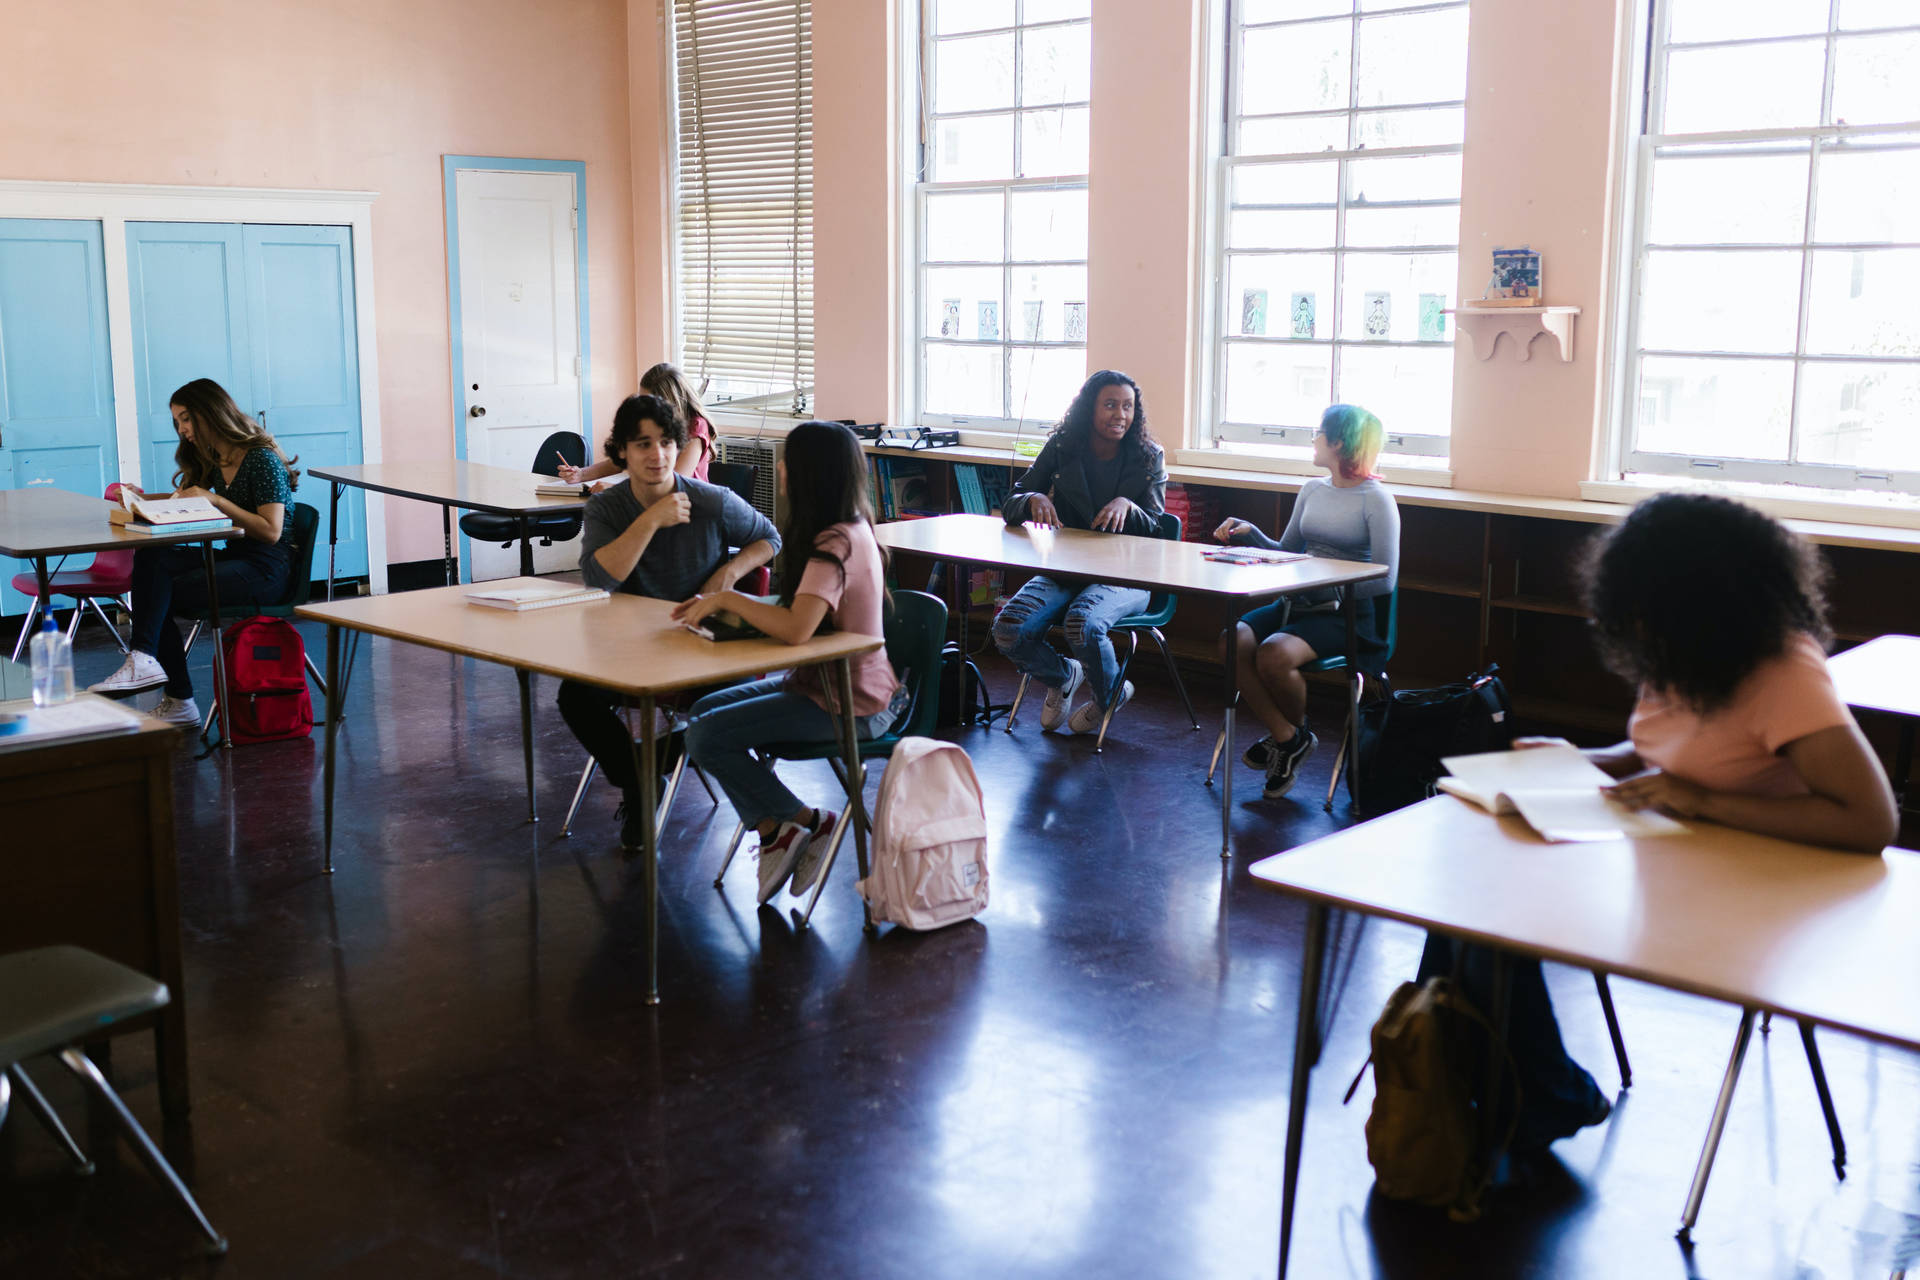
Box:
[221,617,314,744]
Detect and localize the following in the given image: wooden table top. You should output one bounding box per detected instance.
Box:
[307,461,591,516]
[297,578,883,695]
[872,513,1387,599]
[0,488,240,559]
[1250,796,1920,1052]
[1828,634,1920,719]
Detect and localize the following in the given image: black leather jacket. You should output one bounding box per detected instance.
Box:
[1001,435,1167,536]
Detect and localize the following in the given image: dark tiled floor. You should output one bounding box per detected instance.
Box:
[3,618,1918,1279]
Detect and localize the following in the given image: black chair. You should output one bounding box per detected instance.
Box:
[459,431,588,550]
[708,460,759,509]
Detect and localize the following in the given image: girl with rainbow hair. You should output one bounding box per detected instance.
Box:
[1213,403,1400,800]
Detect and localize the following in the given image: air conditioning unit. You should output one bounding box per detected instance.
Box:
[715,435,788,526]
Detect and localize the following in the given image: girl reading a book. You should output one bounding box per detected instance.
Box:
[90,378,298,727]
[559,361,716,487]
[993,369,1167,736]
[1213,404,1399,799]
[677,420,905,905]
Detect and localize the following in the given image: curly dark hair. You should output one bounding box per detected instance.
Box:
[1050,369,1157,462]
[603,393,687,464]
[1580,493,1830,713]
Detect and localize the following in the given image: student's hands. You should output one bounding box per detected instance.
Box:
[557,461,582,483]
[1090,497,1134,532]
[1605,769,1708,819]
[642,491,692,531]
[671,592,734,626]
[1214,517,1254,544]
[698,564,738,596]
[1512,736,1576,751]
[1022,494,1062,528]
[173,486,214,501]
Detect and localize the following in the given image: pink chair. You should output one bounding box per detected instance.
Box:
[8,483,136,662]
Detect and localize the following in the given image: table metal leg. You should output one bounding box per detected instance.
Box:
[327,480,341,601]
[1679,1008,1757,1240]
[201,539,230,750]
[1277,902,1329,1280]
[517,515,534,578]
[517,669,538,824]
[1484,951,1514,1159]
[1798,1020,1846,1176]
[1221,624,1238,859]
[33,555,52,613]
[443,504,455,587]
[626,694,660,1004]
[322,624,340,874]
[1343,587,1361,817]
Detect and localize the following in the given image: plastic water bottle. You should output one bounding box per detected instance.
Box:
[30,615,74,707]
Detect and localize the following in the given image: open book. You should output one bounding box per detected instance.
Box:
[1201,547,1309,566]
[108,491,227,529]
[465,583,609,612]
[1437,745,1688,842]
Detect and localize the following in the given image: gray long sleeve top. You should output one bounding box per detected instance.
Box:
[578,475,779,600]
[1234,476,1399,600]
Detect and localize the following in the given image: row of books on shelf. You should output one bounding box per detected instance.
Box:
[870,457,1016,522]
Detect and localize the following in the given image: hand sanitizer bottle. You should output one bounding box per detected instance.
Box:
[30,614,75,707]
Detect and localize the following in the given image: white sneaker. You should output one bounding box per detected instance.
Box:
[1040,658,1085,732]
[755,818,813,905]
[1068,680,1133,736]
[788,809,840,898]
[89,651,166,694]
[150,695,201,728]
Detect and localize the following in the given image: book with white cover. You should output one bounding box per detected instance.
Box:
[1437,745,1688,843]
[109,491,226,526]
[533,475,602,497]
[464,582,609,612]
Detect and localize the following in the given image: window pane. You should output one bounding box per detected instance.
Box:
[931,113,1015,182]
[924,267,1003,340]
[1340,253,1457,341]
[1348,153,1462,203]
[1648,150,1809,244]
[1010,189,1087,261]
[1668,0,1828,42]
[1241,0,1351,20]
[1242,20,1352,116]
[1639,250,1803,353]
[1223,342,1333,427]
[1356,9,1469,108]
[1634,356,1794,460]
[1008,346,1087,423]
[1662,42,1825,134]
[1830,34,1920,128]
[1230,209,1339,250]
[935,34,1015,113]
[1796,363,1920,471]
[935,0,1013,35]
[1239,114,1348,155]
[1235,160,1340,205]
[926,191,1005,262]
[1815,144,1920,243]
[1227,253,1338,341]
[1355,106,1467,149]
[1010,266,1087,342]
[1020,23,1090,105]
[1022,0,1092,21]
[1345,205,1460,248]
[1840,0,1918,28]
[1806,249,1920,357]
[925,342,1003,417]
[1338,344,1454,436]
[1020,107,1090,177]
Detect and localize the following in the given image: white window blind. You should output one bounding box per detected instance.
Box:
[673,0,814,413]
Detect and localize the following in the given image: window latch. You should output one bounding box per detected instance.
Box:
[1688,458,1723,471]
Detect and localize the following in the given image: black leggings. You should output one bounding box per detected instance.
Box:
[129,545,289,698]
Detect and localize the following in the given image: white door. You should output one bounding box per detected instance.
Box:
[454,169,582,581]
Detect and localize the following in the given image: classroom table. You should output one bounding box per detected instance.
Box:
[307,461,592,594]
[871,513,1387,850]
[1828,633,1920,808]
[1250,796,1920,1277]
[295,580,884,1002]
[0,487,241,748]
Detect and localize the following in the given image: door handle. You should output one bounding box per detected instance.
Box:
[470,405,486,418]
[256,409,268,426]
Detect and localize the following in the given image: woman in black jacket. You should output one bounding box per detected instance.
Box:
[993,370,1167,735]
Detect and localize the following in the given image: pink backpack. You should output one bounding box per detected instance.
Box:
[857,737,989,930]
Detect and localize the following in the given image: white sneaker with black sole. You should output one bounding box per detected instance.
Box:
[89,651,166,694]
[1039,658,1084,732]
[1068,679,1133,736]
[1262,728,1318,800]
[150,695,201,728]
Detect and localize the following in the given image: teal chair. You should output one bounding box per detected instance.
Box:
[712,589,948,930]
[1004,511,1199,752]
[1205,584,1399,811]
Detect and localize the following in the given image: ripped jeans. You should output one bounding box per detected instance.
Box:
[991,575,1150,709]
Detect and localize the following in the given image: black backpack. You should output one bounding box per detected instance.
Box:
[1349,666,1513,816]
[936,643,994,728]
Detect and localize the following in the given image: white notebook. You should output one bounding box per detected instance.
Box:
[1437,745,1688,843]
[534,476,600,497]
[0,695,146,754]
[465,583,609,612]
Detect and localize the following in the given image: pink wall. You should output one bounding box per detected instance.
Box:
[0,0,639,563]
[630,0,674,386]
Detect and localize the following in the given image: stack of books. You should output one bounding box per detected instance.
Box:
[465,583,609,612]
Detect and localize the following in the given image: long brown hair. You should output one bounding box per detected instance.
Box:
[169,379,301,491]
[638,362,710,435]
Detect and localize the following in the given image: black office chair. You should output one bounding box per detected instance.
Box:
[708,460,760,510]
[460,431,588,549]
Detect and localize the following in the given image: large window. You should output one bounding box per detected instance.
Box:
[1212,0,1469,460]
[1619,1,1920,492]
[672,0,813,413]
[916,0,1090,433]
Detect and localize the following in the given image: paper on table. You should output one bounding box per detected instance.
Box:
[1438,745,1688,842]
[0,695,145,753]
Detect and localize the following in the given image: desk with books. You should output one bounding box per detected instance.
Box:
[295,580,885,1002]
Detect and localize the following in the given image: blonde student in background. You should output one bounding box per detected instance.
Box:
[559,361,717,487]
[1214,404,1400,800]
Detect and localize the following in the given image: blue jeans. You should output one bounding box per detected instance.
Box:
[686,677,899,830]
[129,544,290,699]
[991,576,1150,708]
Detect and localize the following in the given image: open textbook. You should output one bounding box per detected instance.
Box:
[108,490,227,529]
[1437,744,1688,843]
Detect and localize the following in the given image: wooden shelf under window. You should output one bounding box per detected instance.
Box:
[1400,575,1483,600]
[1489,594,1589,618]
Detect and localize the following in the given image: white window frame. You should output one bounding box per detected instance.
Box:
[1208,0,1468,462]
[1612,0,1920,495]
[912,2,1090,437]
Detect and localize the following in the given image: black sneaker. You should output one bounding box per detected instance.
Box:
[1241,735,1279,770]
[1262,728,1318,800]
[616,787,646,853]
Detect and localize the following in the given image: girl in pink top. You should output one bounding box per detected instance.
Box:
[560,361,716,485]
[678,421,905,905]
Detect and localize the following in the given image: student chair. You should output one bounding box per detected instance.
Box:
[559,704,719,840]
[1204,585,1400,812]
[712,588,947,930]
[1003,511,1199,751]
[708,460,759,510]
[0,947,226,1255]
[8,483,137,663]
[459,431,586,550]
